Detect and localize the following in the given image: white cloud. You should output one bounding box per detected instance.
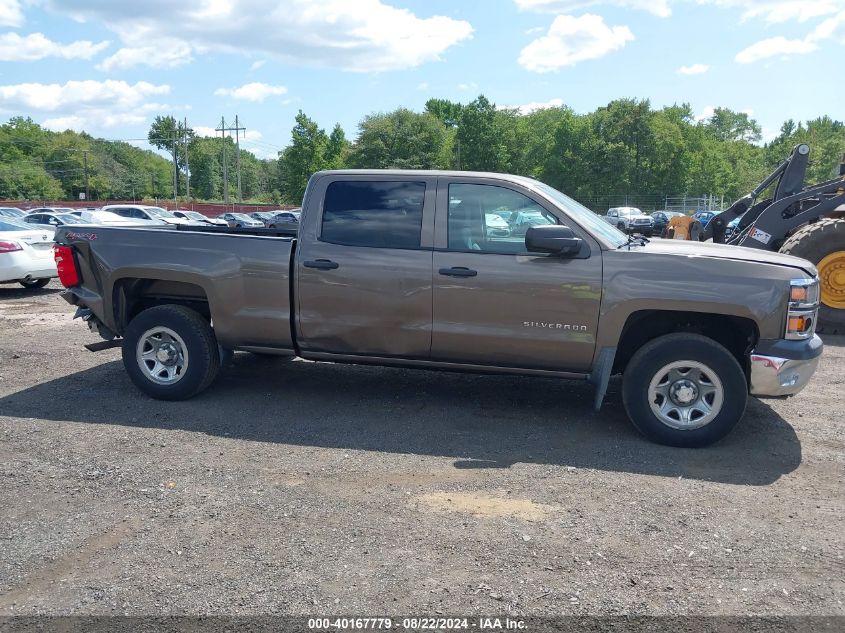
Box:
[519,14,634,72]
[499,98,564,114]
[809,9,845,41]
[0,0,24,27]
[0,79,170,132]
[695,105,716,122]
[416,81,429,91]
[97,41,193,71]
[43,0,473,73]
[193,126,217,138]
[677,63,710,75]
[697,0,841,24]
[249,59,267,71]
[0,32,110,62]
[734,35,818,63]
[214,82,287,102]
[515,1,840,23]
[458,81,479,91]
[515,0,671,18]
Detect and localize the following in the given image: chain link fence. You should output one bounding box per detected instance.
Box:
[579,194,726,214]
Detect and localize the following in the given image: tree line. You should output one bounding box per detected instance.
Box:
[2,96,843,211]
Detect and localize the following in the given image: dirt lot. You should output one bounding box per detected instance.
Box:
[0,280,843,617]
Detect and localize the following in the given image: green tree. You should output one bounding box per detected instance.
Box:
[350,109,451,169]
[456,95,509,172]
[703,107,762,143]
[280,111,330,204]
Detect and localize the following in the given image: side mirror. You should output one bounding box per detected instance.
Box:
[525,224,583,257]
[49,218,59,225]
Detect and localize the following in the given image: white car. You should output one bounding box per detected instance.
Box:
[78,210,164,226]
[485,213,510,237]
[100,204,199,225]
[605,206,654,235]
[0,217,57,289]
[172,210,228,226]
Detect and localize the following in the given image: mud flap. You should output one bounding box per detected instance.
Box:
[588,346,616,411]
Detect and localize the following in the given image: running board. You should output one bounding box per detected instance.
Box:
[84,340,122,352]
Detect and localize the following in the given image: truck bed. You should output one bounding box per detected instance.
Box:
[57,223,297,352]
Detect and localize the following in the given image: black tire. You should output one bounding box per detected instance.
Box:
[19,278,50,289]
[617,222,626,231]
[268,224,276,229]
[780,218,845,334]
[122,305,220,400]
[622,333,747,448]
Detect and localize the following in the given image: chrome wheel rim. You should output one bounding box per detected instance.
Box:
[648,360,723,430]
[136,326,189,385]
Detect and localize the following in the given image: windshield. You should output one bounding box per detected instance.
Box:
[534,182,628,248]
[0,218,33,231]
[0,208,25,217]
[181,211,206,220]
[145,206,177,219]
[231,213,252,220]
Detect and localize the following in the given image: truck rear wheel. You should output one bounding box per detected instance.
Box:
[779,218,845,334]
[622,333,747,447]
[122,305,220,400]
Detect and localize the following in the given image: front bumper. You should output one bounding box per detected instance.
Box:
[749,335,823,397]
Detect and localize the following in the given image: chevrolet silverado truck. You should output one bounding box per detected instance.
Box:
[52,171,823,447]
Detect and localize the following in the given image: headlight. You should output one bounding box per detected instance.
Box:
[785,278,819,340]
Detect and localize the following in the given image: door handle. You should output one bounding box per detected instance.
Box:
[303,259,339,270]
[438,267,477,278]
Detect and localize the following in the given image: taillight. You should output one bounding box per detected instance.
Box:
[53,244,80,287]
[0,240,22,253]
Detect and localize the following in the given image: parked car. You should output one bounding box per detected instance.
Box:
[650,211,685,234]
[172,210,228,226]
[218,212,264,228]
[485,212,510,237]
[605,207,654,236]
[0,217,57,289]
[23,212,87,228]
[267,210,301,228]
[725,215,743,240]
[0,207,26,219]
[693,210,717,227]
[248,211,278,226]
[507,209,554,237]
[78,210,164,226]
[26,206,76,216]
[100,204,197,225]
[54,169,823,448]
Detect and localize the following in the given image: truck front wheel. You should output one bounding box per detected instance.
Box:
[122,305,221,400]
[622,333,747,447]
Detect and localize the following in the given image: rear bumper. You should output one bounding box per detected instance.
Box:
[749,335,823,397]
[0,251,57,283]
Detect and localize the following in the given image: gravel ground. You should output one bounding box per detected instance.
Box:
[0,280,842,617]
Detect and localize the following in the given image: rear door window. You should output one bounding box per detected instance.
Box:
[321,180,425,249]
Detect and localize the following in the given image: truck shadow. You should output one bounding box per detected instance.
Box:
[0,355,801,486]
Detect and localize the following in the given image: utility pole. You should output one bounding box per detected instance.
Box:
[183,117,191,202]
[234,115,244,203]
[172,131,178,206]
[217,116,229,205]
[82,150,90,201]
[216,116,246,207]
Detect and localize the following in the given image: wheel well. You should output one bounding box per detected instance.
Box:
[113,278,210,331]
[614,310,759,376]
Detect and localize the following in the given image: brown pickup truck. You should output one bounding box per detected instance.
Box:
[53,170,823,447]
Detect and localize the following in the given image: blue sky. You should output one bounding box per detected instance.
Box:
[0,0,843,159]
